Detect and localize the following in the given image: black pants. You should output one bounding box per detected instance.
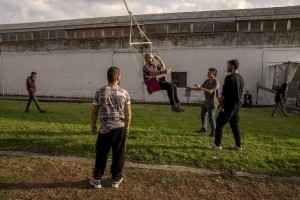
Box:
[93,127,126,181]
[159,81,179,105]
[215,106,241,147]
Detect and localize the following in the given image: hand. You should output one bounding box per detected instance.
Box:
[154,55,160,60]
[195,84,201,89]
[165,69,171,74]
[125,128,129,136]
[218,96,224,103]
[91,125,97,133]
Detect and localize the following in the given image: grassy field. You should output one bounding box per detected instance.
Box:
[0,99,299,175]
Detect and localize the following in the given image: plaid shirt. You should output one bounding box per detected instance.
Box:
[93,86,131,134]
[143,63,162,81]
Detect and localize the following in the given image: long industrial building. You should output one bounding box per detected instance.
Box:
[0,5,299,104]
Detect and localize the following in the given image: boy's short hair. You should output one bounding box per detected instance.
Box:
[227,59,239,69]
[107,66,120,83]
[208,68,217,76]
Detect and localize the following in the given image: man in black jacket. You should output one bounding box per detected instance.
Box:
[207,59,244,150]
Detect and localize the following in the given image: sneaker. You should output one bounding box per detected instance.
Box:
[177,103,185,112]
[25,110,29,113]
[209,132,215,137]
[90,177,101,189]
[112,178,123,188]
[196,128,207,133]
[230,145,242,151]
[171,105,182,113]
[40,110,46,113]
[207,144,222,150]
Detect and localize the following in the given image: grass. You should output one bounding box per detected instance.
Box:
[0,99,299,175]
[1,156,300,200]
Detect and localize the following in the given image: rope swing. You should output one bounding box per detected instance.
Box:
[122,0,167,94]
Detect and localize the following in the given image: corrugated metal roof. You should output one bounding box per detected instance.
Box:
[0,5,299,31]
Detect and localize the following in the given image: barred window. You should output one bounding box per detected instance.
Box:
[291,19,300,30]
[193,22,213,33]
[276,20,287,31]
[263,21,274,31]
[250,21,261,31]
[171,72,187,88]
[238,21,249,31]
[169,24,180,33]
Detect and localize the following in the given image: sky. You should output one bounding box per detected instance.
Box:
[0,0,299,24]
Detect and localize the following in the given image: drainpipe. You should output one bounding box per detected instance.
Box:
[0,51,5,96]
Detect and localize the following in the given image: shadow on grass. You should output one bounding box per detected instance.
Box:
[0,137,95,157]
[0,180,90,190]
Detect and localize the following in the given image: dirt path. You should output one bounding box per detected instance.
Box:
[1,150,299,183]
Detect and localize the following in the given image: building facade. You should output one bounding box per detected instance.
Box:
[0,6,299,104]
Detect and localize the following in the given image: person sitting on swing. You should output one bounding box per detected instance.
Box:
[143,53,184,112]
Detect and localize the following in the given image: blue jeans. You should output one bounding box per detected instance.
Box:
[272,102,287,116]
[201,106,216,134]
[25,93,42,112]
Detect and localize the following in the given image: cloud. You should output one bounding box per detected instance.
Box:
[0,0,298,24]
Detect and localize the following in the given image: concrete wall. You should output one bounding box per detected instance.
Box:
[1,47,299,104]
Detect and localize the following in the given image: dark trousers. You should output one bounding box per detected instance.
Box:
[25,93,42,112]
[93,127,126,181]
[215,106,241,147]
[159,81,179,105]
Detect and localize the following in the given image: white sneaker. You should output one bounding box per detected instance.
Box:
[207,144,222,150]
[90,177,101,189]
[112,177,123,188]
[230,145,243,151]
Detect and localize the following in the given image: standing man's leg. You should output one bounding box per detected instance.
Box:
[208,107,216,136]
[93,132,114,180]
[200,106,208,132]
[25,93,33,112]
[229,108,241,148]
[111,128,126,182]
[214,109,231,147]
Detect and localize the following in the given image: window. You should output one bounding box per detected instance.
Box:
[57,30,65,38]
[17,33,25,41]
[214,22,225,32]
[224,22,236,31]
[263,21,274,31]
[145,25,156,34]
[156,24,168,34]
[93,28,102,37]
[113,27,123,37]
[41,31,49,39]
[250,21,261,31]
[49,30,57,39]
[9,33,17,41]
[84,29,93,38]
[291,19,300,30]
[123,26,131,36]
[103,28,113,37]
[171,72,187,88]
[193,22,213,33]
[67,30,76,39]
[169,24,180,33]
[238,21,249,31]
[24,32,32,40]
[33,32,41,39]
[180,23,191,33]
[276,20,287,31]
[76,30,85,38]
[1,34,10,41]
